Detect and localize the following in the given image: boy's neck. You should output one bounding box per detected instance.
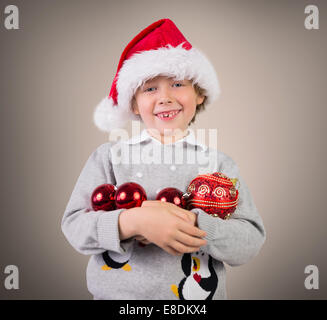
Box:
[146,128,189,145]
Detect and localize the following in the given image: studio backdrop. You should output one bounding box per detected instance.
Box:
[0,0,326,299]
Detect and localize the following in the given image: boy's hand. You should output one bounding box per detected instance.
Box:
[135,201,197,245]
[134,235,151,245]
[133,200,207,256]
[142,200,198,226]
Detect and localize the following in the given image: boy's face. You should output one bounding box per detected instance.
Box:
[132,76,205,141]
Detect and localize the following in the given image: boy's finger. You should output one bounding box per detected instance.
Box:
[175,230,207,247]
[170,209,191,222]
[141,200,154,207]
[180,221,207,238]
[143,200,174,207]
[165,246,183,256]
[141,200,168,207]
[134,236,146,241]
[172,241,201,254]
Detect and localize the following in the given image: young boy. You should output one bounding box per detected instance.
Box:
[62,18,266,300]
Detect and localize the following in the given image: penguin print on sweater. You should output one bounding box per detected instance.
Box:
[101,249,133,272]
[171,250,218,300]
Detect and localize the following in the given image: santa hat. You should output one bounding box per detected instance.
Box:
[94,18,220,132]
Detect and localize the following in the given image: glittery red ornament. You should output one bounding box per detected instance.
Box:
[91,184,117,211]
[156,187,186,208]
[115,182,147,209]
[185,172,239,219]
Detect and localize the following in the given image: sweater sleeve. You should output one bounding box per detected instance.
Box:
[61,143,134,256]
[191,153,266,266]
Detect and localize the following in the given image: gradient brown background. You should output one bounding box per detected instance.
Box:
[0,0,326,299]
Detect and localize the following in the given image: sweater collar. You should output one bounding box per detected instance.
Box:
[123,128,208,151]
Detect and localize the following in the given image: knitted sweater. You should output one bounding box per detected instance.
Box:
[61,129,266,300]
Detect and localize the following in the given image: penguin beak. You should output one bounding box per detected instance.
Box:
[192,257,200,272]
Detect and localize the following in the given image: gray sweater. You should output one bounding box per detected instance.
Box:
[61,129,266,300]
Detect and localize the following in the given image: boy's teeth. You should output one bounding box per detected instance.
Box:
[158,110,179,118]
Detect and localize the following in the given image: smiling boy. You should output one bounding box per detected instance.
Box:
[62,19,266,300]
[132,76,205,144]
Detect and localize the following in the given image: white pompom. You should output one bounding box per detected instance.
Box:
[93,97,136,132]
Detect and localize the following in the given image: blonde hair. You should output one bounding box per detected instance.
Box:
[190,83,207,124]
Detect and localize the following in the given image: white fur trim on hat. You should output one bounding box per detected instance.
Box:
[94,43,220,132]
[93,97,140,132]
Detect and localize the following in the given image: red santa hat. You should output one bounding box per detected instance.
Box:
[94,18,220,132]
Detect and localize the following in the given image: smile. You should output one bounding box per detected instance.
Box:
[156,110,181,121]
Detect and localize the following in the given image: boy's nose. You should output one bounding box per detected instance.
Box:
[158,89,173,105]
[158,97,173,105]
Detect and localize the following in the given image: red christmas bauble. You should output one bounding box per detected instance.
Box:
[115,182,147,209]
[185,172,239,219]
[91,184,117,211]
[156,187,186,208]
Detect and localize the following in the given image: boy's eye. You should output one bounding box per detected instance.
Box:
[173,83,183,87]
[144,87,156,92]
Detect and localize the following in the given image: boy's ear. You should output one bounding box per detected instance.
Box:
[196,94,205,106]
[132,98,140,115]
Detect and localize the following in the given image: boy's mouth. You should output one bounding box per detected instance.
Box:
[155,109,181,121]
